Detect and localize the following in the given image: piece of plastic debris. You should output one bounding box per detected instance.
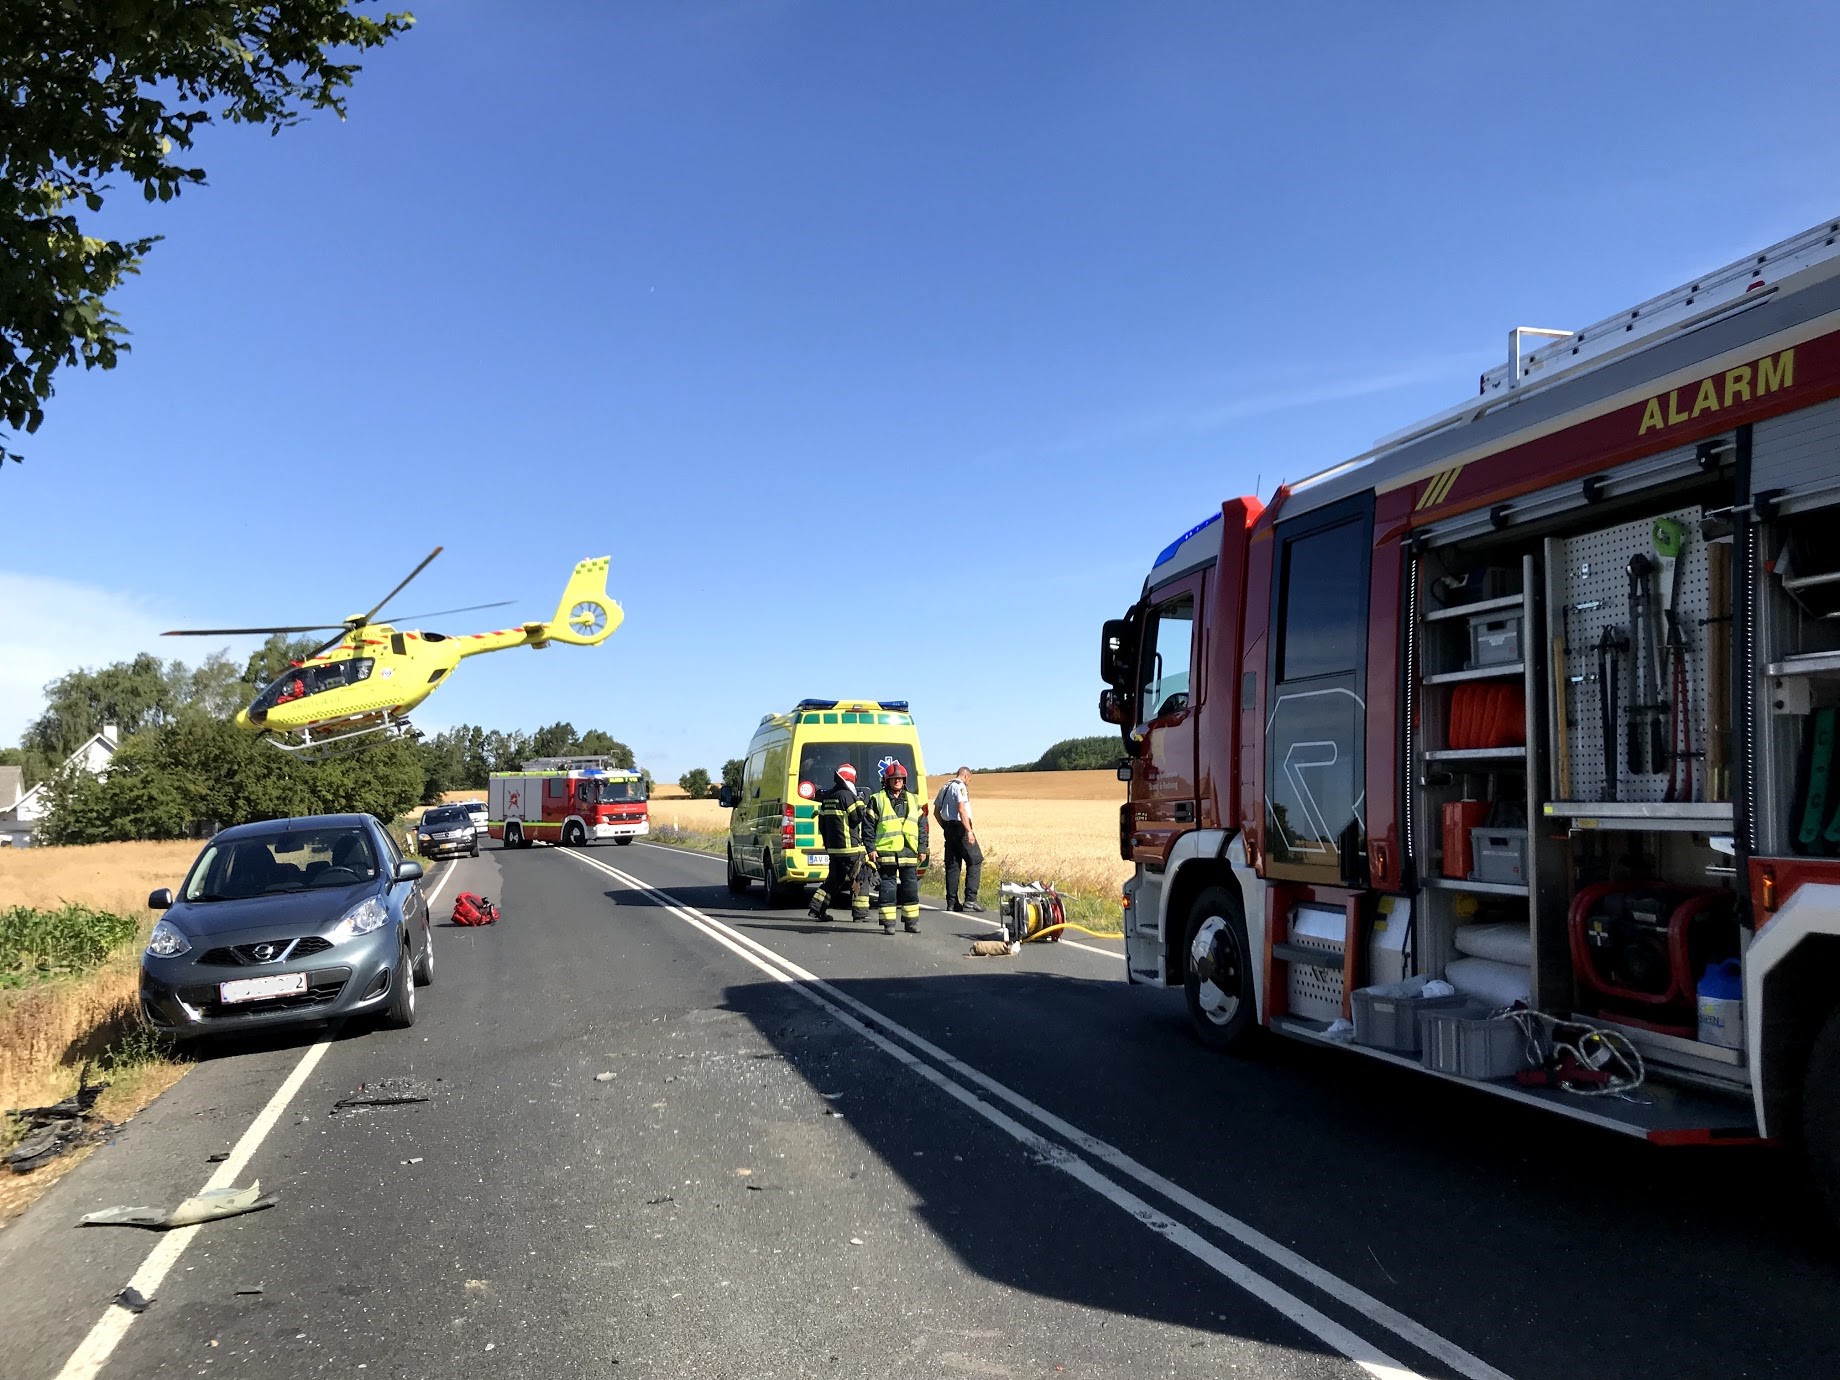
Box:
[332,1078,432,1113]
[745,1184,763,1192]
[734,1168,752,1177]
[848,1237,864,1246]
[594,1072,615,1083]
[115,1286,149,1313]
[234,1285,264,1296]
[1321,1018,1357,1043]
[80,1181,276,1230]
[409,1157,424,1165]
[206,1153,229,1163]
[644,1196,675,1206]
[823,1109,843,1118]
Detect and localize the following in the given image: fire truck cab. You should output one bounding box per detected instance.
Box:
[1101,217,1840,1217]
[489,757,649,849]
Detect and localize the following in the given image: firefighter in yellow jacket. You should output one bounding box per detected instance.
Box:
[863,760,928,934]
[807,764,868,922]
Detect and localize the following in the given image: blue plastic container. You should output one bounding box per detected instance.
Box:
[1696,958,1743,1049]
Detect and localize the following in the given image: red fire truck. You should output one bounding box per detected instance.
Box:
[488,757,649,849]
[1099,216,1840,1217]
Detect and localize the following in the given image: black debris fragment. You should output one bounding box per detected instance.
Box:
[332,1077,432,1113]
[207,1152,229,1163]
[115,1287,149,1314]
[4,1065,113,1174]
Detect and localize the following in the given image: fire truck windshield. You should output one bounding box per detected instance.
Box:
[595,778,645,803]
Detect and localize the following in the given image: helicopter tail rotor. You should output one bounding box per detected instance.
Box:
[528,556,622,647]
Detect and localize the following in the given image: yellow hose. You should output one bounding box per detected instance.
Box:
[1020,922,1123,943]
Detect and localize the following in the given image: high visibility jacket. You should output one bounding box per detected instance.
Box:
[817,783,864,852]
[866,789,926,861]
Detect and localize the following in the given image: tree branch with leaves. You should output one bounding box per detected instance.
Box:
[0,1,414,466]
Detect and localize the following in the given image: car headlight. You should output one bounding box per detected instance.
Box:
[330,896,390,943]
[146,920,191,958]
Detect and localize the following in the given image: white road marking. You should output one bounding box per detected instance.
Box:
[632,839,1125,959]
[51,860,460,1380]
[564,848,1513,1380]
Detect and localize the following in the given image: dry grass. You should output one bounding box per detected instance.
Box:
[0,841,198,1219]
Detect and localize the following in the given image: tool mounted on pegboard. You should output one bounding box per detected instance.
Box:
[1654,517,1695,803]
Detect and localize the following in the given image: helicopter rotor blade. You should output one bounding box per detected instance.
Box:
[370,599,518,626]
[355,546,444,627]
[163,625,347,637]
[300,629,355,661]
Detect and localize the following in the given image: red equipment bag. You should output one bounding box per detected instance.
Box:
[451,892,500,927]
[1447,682,1527,750]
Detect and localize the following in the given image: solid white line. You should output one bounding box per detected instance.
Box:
[565,849,1510,1380]
[52,860,460,1380]
[631,839,1125,959]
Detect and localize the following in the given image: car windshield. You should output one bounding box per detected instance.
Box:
[798,742,919,795]
[422,807,468,826]
[250,657,375,711]
[182,826,379,900]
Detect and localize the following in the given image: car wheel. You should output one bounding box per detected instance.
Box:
[1183,885,1255,1052]
[385,942,418,1028]
[564,820,586,848]
[413,923,435,987]
[727,843,752,894]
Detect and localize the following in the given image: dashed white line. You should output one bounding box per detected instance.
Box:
[50,860,461,1380]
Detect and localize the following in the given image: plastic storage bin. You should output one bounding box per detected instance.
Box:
[1465,610,1523,668]
[1469,827,1528,886]
[1420,1002,1531,1079]
[1352,982,1471,1054]
[1696,958,1744,1050]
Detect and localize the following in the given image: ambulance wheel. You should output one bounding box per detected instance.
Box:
[1183,886,1254,1052]
[726,844,752,894]
[1802,1005,1840,1227]
[563,820,586,848]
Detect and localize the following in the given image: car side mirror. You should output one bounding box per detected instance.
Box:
[148,888,174,910]
[718,785,736,808]
[394,859,425,882]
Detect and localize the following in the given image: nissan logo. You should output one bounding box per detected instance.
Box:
[253,943,277,961]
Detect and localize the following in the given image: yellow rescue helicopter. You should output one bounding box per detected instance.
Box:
[164,548,621,759]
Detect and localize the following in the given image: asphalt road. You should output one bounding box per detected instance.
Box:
[4,839,1838,1380]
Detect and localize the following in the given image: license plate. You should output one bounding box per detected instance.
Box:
[807,853,829,868]
[220,972,308,1004]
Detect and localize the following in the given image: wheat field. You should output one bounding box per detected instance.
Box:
[648,770,1131,895]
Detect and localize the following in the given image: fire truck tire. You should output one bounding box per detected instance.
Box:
[563,820,586,848]
[727,843,752,894]
[1801,1005,1840,1226]
[506,822,525,849]
[614,836,634,846]
[1183,886,1254,1052]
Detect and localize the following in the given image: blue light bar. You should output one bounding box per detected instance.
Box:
[1152,511,1221,570]
[795,698,840,710]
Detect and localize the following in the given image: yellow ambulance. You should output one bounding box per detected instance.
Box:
[720,699,927,903]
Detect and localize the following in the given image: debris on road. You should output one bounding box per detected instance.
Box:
[4,1066,113,1174]
[594,1072,615,1082]
[80,1181,276,1230]
[644,1195,675,1206]
[969,938,1020,957]
[332,1078,432,1113]
[115,1286,149,1313]
[206,1152,229,1163]
[848,1237,864,1246]
[234,1285,265,1296]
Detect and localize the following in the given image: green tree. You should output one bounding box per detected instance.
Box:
[22,652,179,759]
[1034,736,1122,771]
[573,729,636,768]
[679,767,711,800]
[527,721,578,761]
[241,634,325,689]
[721,758,744,796]
[1,1,414,467]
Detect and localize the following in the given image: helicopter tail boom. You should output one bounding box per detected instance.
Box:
[529,556,622,648]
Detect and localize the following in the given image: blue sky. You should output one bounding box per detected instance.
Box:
[6,2,1839,779]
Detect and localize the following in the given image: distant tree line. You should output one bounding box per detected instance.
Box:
[4,638,650,845]
[982,736,1122,773]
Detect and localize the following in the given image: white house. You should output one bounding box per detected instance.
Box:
[0,724,118,847]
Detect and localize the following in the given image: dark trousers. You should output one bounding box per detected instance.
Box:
[876,861,920,927]
[811,850,864,918]
[943,820,983,904]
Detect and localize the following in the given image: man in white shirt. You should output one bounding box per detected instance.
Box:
[937,766,984,913]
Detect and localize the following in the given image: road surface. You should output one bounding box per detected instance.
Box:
[3,840,1835,1380]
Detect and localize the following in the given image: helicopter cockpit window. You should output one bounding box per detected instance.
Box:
[252,658,376,711]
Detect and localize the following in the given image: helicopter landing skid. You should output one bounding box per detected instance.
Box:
[266,715,423,762]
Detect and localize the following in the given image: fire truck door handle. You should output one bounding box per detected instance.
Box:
[1174,802,1194,823]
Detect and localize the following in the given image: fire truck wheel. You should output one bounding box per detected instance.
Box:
[614,836,634,846]
[1802,1004,1840,1225]
[1183,886,1254,1052]
[564,820,587,848]
[727,844,752,893]
[506,822,525,849]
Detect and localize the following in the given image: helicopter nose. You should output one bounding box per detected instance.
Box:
[234,707,256,730]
